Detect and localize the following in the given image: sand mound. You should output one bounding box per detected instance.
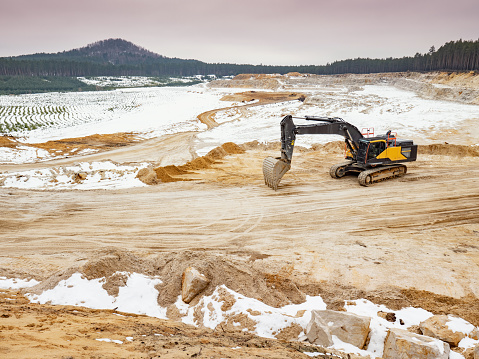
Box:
[241,140,281,151]
[130,252,288,306]
[25,249,305,309]
[137,165,191,184]
[221,142,245,155]
[151,142,246,179]
[81,249,152,280]
[154,167,184,182]
[419,143,479,157]
[184,142,245,170]
[153,250,305,308]
[180,156,214,171]
[311,141,345,153]
[25,249,153,296]
[204,147,228,161]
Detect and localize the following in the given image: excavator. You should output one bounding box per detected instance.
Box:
[263,115,417,189]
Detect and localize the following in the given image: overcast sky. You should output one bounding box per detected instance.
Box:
[1,0,478,66]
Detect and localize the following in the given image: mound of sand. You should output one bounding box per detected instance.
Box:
[154,167,188,183]
[162,165,189,176]
[137,164,192,185]
[241,140,283,152]
[25,249,153,296]
[23,248,479,330]
[180,156,215,171]
[149,142,246,180]
[153,250,305,308]
[25,249,306,310]
[419,143,479,157]
[208,75,282,91]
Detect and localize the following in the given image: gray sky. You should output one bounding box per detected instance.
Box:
[1,0,478,65]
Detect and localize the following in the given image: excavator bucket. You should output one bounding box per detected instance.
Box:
[262,157,291,190]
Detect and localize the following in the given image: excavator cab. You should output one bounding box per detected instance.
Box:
[357,136,417,166]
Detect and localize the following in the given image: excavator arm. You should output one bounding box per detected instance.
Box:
[263,115,363,190]
[279,115,363,162]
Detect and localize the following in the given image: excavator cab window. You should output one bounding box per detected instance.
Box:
[367,141,386,159]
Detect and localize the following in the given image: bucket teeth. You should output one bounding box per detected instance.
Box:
[262,157,291,190]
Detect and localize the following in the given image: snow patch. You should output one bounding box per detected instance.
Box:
[0,161,149,190]
[446,315,476,335]
[0,276,40,289]
[27,272,166,318]
[96,338,124,344]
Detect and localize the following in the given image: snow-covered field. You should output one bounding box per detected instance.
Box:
[1,161,149,190]
[0,85,231,143]
[77,75,210,88]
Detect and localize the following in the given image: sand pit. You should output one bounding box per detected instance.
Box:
[1,72,479,358]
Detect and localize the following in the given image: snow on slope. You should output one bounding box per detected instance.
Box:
[2,272,473,358]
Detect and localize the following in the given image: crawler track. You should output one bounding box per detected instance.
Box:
[329,160,354,179]
[358,164,407,186]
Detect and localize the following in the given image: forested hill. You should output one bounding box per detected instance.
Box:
[15,39,166,65]
[0,38,478,77]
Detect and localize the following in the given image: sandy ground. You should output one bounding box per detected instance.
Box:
[1,73,479,358]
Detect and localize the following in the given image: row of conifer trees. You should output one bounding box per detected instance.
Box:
[0,39,477,77]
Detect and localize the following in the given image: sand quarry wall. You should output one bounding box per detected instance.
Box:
[209,72,479,105]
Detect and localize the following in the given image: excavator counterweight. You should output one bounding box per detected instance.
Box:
[263,115,417,189]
